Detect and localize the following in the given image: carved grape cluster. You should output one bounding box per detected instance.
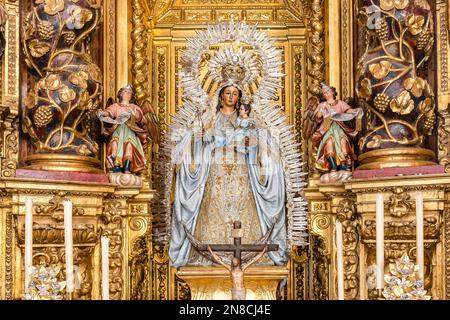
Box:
[34,105,53,127]
[374,93,390,113]
[37,21,55,41]
[64,31,76,46]
[375,18,389,41]
[417,29,431,51]
[423,113,435,132]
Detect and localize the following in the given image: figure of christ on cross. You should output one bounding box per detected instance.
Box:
[184,221,279,300]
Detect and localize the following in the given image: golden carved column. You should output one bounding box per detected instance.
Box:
[21,0,103,172]
[1,0,20,179]
[435,0,450,171]
[355,0,437,169]
[316,185,360,300]
[307,0,325,97]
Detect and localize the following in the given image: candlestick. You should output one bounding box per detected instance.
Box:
[416,191,424,280]
[24,197,33,291]
[101,236,110,300]
[63,200,74,293]
[335,219,344,300]
[376,193,384,289]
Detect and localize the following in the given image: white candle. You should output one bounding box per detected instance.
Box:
[416,191,424,280]
[101,236,110,300]
[376,193,384,289]
[24,197,33,290]
[64,200,74,293]
[335,219,344,300]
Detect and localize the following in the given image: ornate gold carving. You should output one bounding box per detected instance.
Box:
[105,0,116,99]
[386,187,413,218]
[34,195,85,221]
[101,199,124,300]
[156,47,167,130]
[174,273,191,300]
[5,212,13,299]
[362,217,440,240]
[336,198,360,299]
[185,10,212,22]
[341,0,353,98]
[177,266,288,300]
[291,245,308,300]
[246,10,272,21]
[21,0,103,169]
[436,2,450,171]
[307,0,325,96]
[131,0,149,104]
[130,236,149,300]
[152,244,169,300]
[5,2,19,105]
[311,201,329,213]
[1,124,18,178]
[158,9,181,23]
[293,45,303,143]
[365,242,434,298]
[310,235,328,300]
[356,1,436,168]
[29,246,95,300]
[130,204,147,215]
[276,10,301,23]
[18,223,96,245]
[129,216,147,232]
[446,208,450,299]
[216,10,242,21]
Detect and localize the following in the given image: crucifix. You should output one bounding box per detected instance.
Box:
[185,221,278,300]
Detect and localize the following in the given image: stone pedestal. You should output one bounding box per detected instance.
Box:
[176,266,289,300]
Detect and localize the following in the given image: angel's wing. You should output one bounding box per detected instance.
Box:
[105,97,115,109]
[302,96,320,140]
[140,99,160,145]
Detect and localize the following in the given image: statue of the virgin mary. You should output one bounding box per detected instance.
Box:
[154,21,308,267]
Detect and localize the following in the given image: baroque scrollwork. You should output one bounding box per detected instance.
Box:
[309,235,329,300]
[130,236,149,300]
[386,187,412,217]
[152,244,169,300]
[362,217,440,239]
[336,198,360,299]
[307,0,325,96]
[101,199,124,300]
[19,223,96,244]
[21,0,103,156]
[34,194,85,221]
[356,0,435,153]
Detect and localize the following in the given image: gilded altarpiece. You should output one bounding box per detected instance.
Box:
[146,0,312,300]
[4,0,450,301]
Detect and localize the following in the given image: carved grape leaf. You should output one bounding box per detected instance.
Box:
[369,61,392,80]
[380,0,409,11]
[69,71,89,89]
[58,86,76,103]
[367,135,382,149]
[406,14,425,36]
[404,77,426,98]
[390,90,414,115]
[42,0,65,16]
[28,39,51,58]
